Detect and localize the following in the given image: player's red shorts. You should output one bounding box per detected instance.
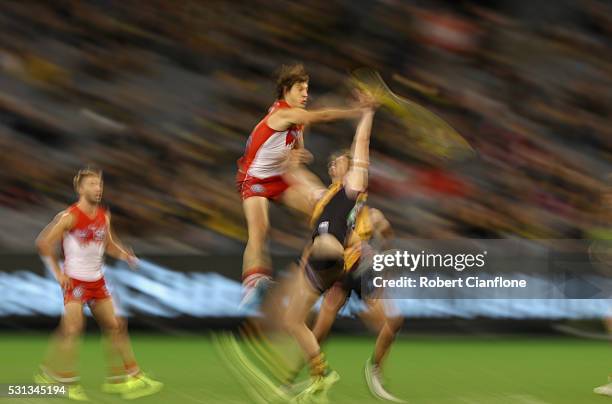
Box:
[64,277,111,305]
[236,172,289,201]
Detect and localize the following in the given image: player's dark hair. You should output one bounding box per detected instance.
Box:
[73,167,102,193]
[276,63,309,99]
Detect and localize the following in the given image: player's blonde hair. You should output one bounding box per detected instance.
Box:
[328,149,352,167]
[276,63,309,99]
[73,167,102,193]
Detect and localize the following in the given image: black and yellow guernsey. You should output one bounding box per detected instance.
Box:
[310,182,373,271]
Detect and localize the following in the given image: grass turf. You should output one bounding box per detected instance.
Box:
[0,333,610,403]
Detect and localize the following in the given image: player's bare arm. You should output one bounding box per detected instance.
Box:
[36,211,75,289]
[369,208,394,252]
[345,109,375,196]
[104,213,138,268]
[369,208,393,240]
[267,106,364,131]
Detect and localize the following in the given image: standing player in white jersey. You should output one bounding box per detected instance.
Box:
[34,168,162,400]
[237,63,371,306]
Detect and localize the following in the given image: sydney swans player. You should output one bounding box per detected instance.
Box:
[35,168,162,400]
[236,63,369,305]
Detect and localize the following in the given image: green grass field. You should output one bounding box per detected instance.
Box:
[0,333,611,403]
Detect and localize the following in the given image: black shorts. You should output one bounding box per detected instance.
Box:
[336,259,377,301]
[338,271,363,300]
[304,257,344,294]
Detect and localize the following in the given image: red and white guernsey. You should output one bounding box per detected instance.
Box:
[237,100,303,181]
[62,204,108,281]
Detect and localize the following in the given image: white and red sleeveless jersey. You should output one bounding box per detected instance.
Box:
[62,204,107,281]
[237,100,303,180]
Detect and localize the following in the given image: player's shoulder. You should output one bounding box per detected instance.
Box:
[366,207,390,230]
[60,204,79,217]
[272,99,291,110]
[101,205,111,220]
[54,207,77,227]
[368,207,384,219]
[366,206,381,220]
[267,100,309,131]
[267,100,299,119]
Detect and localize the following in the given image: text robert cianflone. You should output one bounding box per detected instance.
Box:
[372,276,528,289]
[372,250,487,272]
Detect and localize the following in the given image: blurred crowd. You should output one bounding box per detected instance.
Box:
[0,0,610,253]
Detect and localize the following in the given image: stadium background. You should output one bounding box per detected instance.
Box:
[1,0,611,402]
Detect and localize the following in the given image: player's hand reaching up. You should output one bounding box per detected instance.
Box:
[354,88,379,111]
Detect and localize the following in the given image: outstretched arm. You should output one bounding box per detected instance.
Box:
[267,106,364,131]
[345,109,375,196]
[105,213,138,268]
[36,211,74,289]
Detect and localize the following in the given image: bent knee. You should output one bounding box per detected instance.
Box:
[101,317,122,334]
[387,316,404,333]
[116,317,128,333]
[311,234,344,260]
[323,288,347,312]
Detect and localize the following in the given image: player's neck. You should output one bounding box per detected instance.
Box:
[282,97,298,108]
[77,199,98,216]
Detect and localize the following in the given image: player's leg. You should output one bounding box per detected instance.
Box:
[284,268,322,363]
[99,316,134,392]
[36,301,89,401]
[90,298,163,398]
[279,185,313,217]
[40,301,84,383]
[277,278,348,389]
[281,166,325,216]
[362,298,403,368]
[593,313,612,395]
[284,268,341,401]
[258,262,300,331]
[90,299,139,378]
[361,297,405,403]
[312,284,349,343]
[242,196,272,300]
[285,235,344,400]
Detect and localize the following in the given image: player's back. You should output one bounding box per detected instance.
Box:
[62,204,107,281]
[237,100,303,180]
[311,183,366,244]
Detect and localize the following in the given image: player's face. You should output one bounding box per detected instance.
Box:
[328,156,350,182]
[285,81,308,108]
[79,176,103,204]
